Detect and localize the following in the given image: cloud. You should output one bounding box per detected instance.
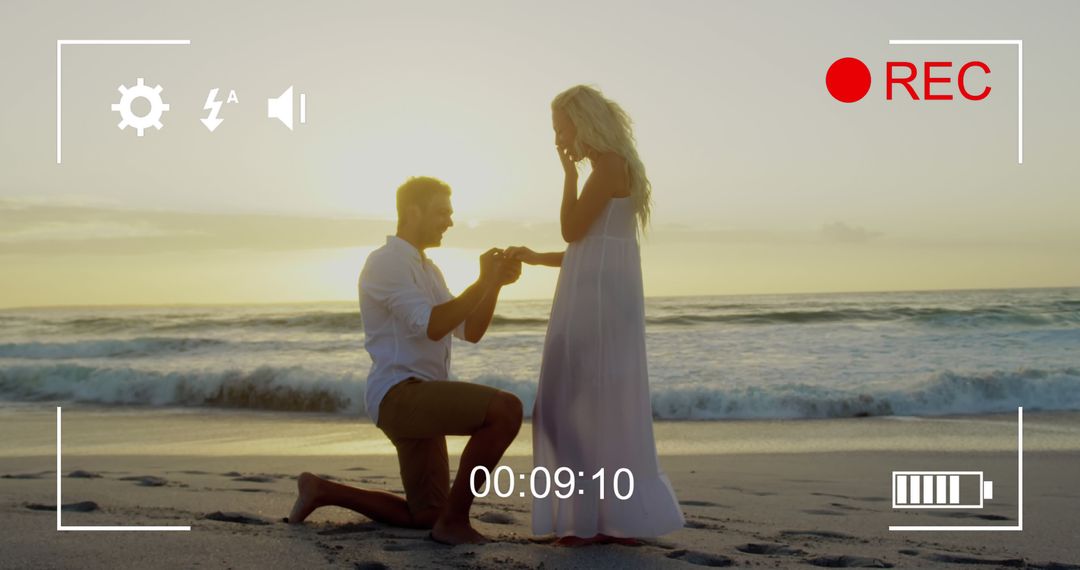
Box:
[0,220,185,243]
[13,202,1011,256]
[0,201,843,255]
[819,222,882,244]
[0,202,568,255]
[0,202,382,255]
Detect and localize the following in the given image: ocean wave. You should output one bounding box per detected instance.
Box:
[48,312,364,335]
[0,337,231,359]
[13,300,1077,336]
[489,316,549,327]
[650,367,1080,419]
[0,364,362,413]
[2,364,1077,419]
[0,337,362,360]
[650,306,1078,327]
[155,312,364,333]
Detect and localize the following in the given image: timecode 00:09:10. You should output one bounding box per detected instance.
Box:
[470,466,635,500]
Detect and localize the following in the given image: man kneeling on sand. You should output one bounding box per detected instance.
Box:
[288,177,524,545]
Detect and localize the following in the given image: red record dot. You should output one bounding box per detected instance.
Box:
[826,57,872,103]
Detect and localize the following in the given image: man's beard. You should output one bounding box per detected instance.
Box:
[427,228,444,246]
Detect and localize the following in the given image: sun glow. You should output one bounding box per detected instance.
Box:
[333,104,516,226]
[427,247,485,294]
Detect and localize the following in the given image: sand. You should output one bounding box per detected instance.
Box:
[2,406,1079,569]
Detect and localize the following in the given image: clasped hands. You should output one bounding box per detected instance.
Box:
[479,246,542,287]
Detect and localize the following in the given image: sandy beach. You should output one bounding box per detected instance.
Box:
[1,405,1078,568]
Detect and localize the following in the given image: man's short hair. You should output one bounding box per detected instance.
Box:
[397,176,452,226]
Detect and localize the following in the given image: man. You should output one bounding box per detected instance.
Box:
[287,176,523,545]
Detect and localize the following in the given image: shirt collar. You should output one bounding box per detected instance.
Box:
[387,235,425,263]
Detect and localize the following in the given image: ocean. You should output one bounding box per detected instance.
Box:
[1,288,1078,420]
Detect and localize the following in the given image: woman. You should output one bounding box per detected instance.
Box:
[507,85,684,545]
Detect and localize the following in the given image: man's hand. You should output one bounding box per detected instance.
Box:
[497,257,522,286]
[478,248,503,287]
[459,248,516,343]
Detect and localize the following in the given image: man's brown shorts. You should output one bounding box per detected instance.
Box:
[376,378,499,516]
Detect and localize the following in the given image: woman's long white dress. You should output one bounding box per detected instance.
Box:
[532,196,685,538]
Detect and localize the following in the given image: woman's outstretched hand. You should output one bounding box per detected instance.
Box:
[505,246,541,265]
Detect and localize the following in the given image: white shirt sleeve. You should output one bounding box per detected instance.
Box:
[360,253,434,338]
[432,265,468,341]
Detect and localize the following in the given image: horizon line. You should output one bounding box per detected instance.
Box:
[2,284,1076,312]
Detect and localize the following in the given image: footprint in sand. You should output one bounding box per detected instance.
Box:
[684,519,724,531]
[679,500,721,507]
[203,511,272,525]
[666,549,734,567]
[2,471,53,479]
[802,509,847,516]
[779,530,856,541]
[317,522,381,535]
[477,511,516,525]
[736,543,807,556]
[119,475,169,487]
[812,492,888,503]
[924,553,1030,566]
[828,502,866,511]
[231,475,277,483]
[806,554,893,568]
[67,470,102,479]
[26,501,99,512]
[931,512,1012,521]
[719,486,776,497]
[380,539,443,552]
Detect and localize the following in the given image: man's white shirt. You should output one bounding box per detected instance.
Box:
[359,236,465,425]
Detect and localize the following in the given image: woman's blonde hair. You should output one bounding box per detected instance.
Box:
[552,85,652,231]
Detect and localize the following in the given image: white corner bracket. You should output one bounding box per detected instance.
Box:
[56,407,191,531]
[889,406,1023,532]
[888,39,1023,165]
[56,39,191,165]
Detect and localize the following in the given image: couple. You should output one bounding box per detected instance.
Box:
[288,85,684,545]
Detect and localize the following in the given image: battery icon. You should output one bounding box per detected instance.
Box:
[892,471,994,509]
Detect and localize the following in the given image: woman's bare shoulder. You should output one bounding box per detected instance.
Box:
[591,152,629,197]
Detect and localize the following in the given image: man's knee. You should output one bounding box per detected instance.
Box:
[487,391,523,433]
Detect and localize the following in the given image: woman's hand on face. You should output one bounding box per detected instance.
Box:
[505,246,539,265]
[556,144,577,178]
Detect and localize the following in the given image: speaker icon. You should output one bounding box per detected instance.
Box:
[267,86,307,130]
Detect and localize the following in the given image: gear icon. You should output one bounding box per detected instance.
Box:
[111,78,170,136]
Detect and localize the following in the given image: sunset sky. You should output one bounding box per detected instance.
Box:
[1,0,1078,307]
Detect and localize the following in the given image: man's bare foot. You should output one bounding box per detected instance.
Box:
[287,472,324,524]
[431,517,489,545]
